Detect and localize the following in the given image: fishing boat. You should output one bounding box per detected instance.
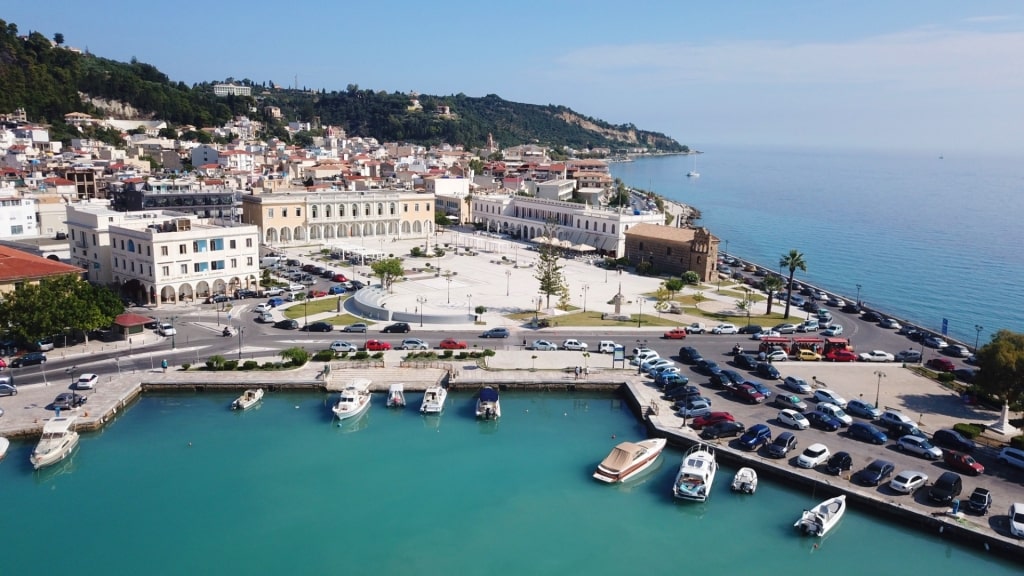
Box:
[420,385,447,414]
[731,467,758,494]
[332,379,372,421]
[593,438,667,484]
[231,388,264,411]
[386,383,407,408]
[794,494,847,537]
[672,443,717,501]
[475,386,501,420]
[30,416,80,470]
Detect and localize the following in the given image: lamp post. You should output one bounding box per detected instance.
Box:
[417,295,427,327]
[974,324,984,352]
[170,316,177,350]
[582,284,590,313]
[237,326,244,360]
[874,370,886,408]
[505,270,511,297]
[65,365,77,388]
[637,297,644,328]
[724,239,729,260]
[467,294,473,315]
[856,284,862,306]
[636,339,647,375]
[303,298,309,328]
[446,275,452,304]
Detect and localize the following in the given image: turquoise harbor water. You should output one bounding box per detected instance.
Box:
[611,147,1024,343]
[1,392,1019,575]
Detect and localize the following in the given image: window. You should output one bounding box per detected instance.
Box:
[377,203,383,216]
[230,239,236,249]
[92,234,97,245]
[120,240,125,250]
[638,241,644,251]
[312,206,318,218]
[230,258,237,268]
[246,257,253,266]
[403,204,408,212]
[415,203,420,212]
[326,205,332,218]
[211,238,224,251]
[339,205,345,217]
[296,208,301,217]
[245,238,253,248]
[282,208,288,217]
[162,266,169,276]
[179,244,187,255]
[211,260,225,271]
[666,247,672,255]
[194,262,210,273]
[180,264,188,274]
[146,245,150,256]
[267,208,274,218]
[193,240,208,252]
[10,225,23,235]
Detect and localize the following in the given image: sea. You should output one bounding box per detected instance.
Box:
[610,146,1024,345]
[1,392,1020,575]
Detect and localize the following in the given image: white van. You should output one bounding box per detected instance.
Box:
[598,341,620,354]
[632,350,660,365]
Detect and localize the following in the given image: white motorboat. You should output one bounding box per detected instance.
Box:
[593,438,667,484]
[0,436,9,461]
[387,383,407,408]
[332,379,372,421]
[231,388,264,411]
[794,494,847,537]
[731,467,758,494]
[420,385,447,414]
[475,386,501,420]
[686,153,700,178]
[672,443,717,502]
[30,416,80,470]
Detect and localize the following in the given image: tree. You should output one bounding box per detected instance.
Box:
[557,282,571,311]
[974,330,1024,407]
[53,32,64,46]
[279,346,309,367]
[682,271,699,285]
[692,291,706,310]
[664,278,684,299]
[763,275,784,316]
[778,249,807,319]
[371,257,405,292]
[534,226,565,308]
[0,274,119,345]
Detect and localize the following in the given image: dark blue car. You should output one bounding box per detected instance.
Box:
[852,459,895,486]
[695,360,722,376]
[744,379,773,398]
[737,423,772,451]
[805,411,842,431]
[848,422,888,445]
[755,362,781,380]
[655,372,689,388]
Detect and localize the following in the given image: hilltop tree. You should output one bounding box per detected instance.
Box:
[763,275,784,315]
[974,330,1024,407]
[779,249,807,319]
[53,32,64,46]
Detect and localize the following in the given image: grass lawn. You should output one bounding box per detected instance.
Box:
[319,314,372,326]
[282,296,349,320]
[503,310,681,328]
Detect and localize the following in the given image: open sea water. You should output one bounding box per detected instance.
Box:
[611,147,1024,344]
[1,392,1019,575]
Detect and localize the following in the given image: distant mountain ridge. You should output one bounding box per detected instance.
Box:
[0,19,686,152]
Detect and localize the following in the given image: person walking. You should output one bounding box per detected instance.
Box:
[161,359,168,373]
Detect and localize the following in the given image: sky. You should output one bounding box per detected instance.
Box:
[5,1,1023,154]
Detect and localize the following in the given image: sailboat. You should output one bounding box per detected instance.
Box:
[687,153,700,178]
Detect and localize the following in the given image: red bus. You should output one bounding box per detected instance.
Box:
[823,337,852,355]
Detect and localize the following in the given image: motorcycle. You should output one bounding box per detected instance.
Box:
[222,327,233,337]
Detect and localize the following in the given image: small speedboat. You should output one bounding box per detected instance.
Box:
[593,438,667,484]
[30,416,80,470]
[673,444,717,502]
[231,388,264,411]
[731,467,758,494]
[475,386,501,420]
[794,494,846,537]
[0,436,9,461]
[386,383,406,408]
[420,385,447,414]
[333,380,372,421]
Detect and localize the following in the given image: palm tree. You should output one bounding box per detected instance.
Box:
[778,249,807,319]
[763,275,783,315]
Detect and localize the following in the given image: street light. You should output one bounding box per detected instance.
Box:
[974,324,984,352]
[303,298,309,328]
[874,370,886,408]
[637,297,644,328]
[170,316,177,349]
[417,295,427,327]
[446,275,452,304]
[582,284,590,313]
[237,327,244,360]
[505,270,511,297]
[724,239,729,259]
[467,294,473,315]
[636,338,647,375]
[65,365,77,388]
[856,284,862,306]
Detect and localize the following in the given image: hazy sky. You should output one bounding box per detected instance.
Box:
[6,1,1022,154]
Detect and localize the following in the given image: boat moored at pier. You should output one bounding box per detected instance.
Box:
[475,386,501,420]
[332,379,372,421]
[593,438,667,484]
[387,384,406,408]
[30,416,80,470]
[420,385,447,414]
[673,443,717,502]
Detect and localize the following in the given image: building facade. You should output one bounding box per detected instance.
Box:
[110,178,236,219]
[623,223,719,281]
[0,245,84,297]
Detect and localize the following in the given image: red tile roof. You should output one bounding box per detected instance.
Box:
[114,313,155,327]
[0,246,84,283]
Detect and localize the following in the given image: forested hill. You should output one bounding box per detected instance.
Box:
[0,20,685,152]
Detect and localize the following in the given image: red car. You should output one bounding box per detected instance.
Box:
[943,450,984,475]
[333,273,348,283]
[364,339,392,351]
[732,383,765,404]
[663,328,688,340]
[439,338,468,350]
[826,349,858,362]
[307,290,328,298]
[690,411,735,430]
[927,358,956,372]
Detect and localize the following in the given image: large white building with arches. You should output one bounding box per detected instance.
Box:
[240,189,437,248]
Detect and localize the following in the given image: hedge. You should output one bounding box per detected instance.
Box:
[953,422,986,439]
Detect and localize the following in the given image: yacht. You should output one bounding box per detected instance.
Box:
[231,388,264,411]
[386,383,407,408]
[794,494,847,537]
[475,386,501,420]
[593,438,667,483]
[30,416,80,470]
[672,444,717,502]
[420,385,447,414]
[332,380,372,421]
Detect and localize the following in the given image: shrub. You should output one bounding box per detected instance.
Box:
[456,352,469,359]
[313,350,335,362]
[953,422,985,439]
[181,363,191,371]
[482,349,495,357]
[1010,435,1024,450]
[475,305,487,315]
[241,360,259,370]
[371,352,384,360]
[353,351,370,360]
[937,372,955,383]
[223,360,238,371]
[206,355,226,370]
[441,350,453,358]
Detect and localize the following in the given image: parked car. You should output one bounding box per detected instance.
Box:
[890,470,929,494]
[737,424,772,451]
[732,383,765,404]
[858,350,895,362]
[1009,502,1024,538]
[75,373,98,390]
[897,435,943,460]
[381,322,411,334]
[825,349,859,362]
[755,362,781,380]
[303,321,334,333]
[928,471,963,503]
[273,319,300,330]
[561,339,589,351]
[733,354,759,370]
[841,303,861,313]
[945,344,971,358]
[35,338,55,352]
[699,420,746,440]
[944,450,985,475]
[952,368,978,383]
[11,352,47,367]
[267,297,285,308]
[822,324,844,336]
[796,320,819,333]
[877,410,915,430]
[642,358,674,374]
[253,303,272,314]
[480,327,510,339]
[52,392,87,410]
[684,322,707,334]
[738,325,763,335]
[343,323,369,333]
[655,372,689,389]
[805,411,842,432]
[817,403,852,426]
[767,431,799,458]
[0,382,17,396]
[847,422,888,444]
[752,330,781,340]
[797,443,831,469]
[926,357,956,372]
[691,412,734,430]
[794,349,822,361]
[777,409,809,430]
[695,360,723,377]
[813,389,848,408]
[158,323,177,337]
[967,487,992,515]
[532,340,558,351]
[399,338,430,350]
[826,451,854,475]
[997,447,1024,470]
[879,317,902,329]
[765,350,789,362]
[861,311,882,323]
[852,459,895,486]
[774,394,808,412]
[894,349,922,362]
[327,285,347,295]
[774,323,798,334]
[783,376,812,394]
[712,323,739,335]
[664,385,704,402]
[931,428,976,453]
[677,346,703,364]
[330,341,358,353]
[677,398,713,419]
[924,336,948,349]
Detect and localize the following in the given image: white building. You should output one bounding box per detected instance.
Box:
[66,203,260,307]
[213,84,252,97]
[0,194,38,238]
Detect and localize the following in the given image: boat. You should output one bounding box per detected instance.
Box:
[731,467,758,494]
[420,385,447,414]
[332,379,372,421]
[593,438,667,483]
[672,443,718,501]
[687,153,700,178]
[794,494,847,537]
[475,386,501,420]
[0,436,9,461]
[29,416,80,470]
[231,388,264,411]
[386,383,407,408]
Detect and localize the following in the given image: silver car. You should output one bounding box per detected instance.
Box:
[890,470,929,494]
[532,340,558,351]
[896,435,942,460]
[399,338,430,350]
[783,376,812,394]
[329,341,358,353]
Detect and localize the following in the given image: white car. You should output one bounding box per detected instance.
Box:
[75,373,99,390]
[817,402,852,426]
[895,349,922,362]
[774,323,798,334]
[263,287,284,296]
[561,339,589,351]
[712,323,739,335]
[597,341,620,353]
[288,283,305,292]
[399,338,430,350]
[765,350,788,362]
[858,350,894,362]
[879,318,902,329]
[642,358,674,373]
[1010,503,1024,538]
[330,341,358,353]
[253,303,272,314]
[783,376,812,394]
[532,340,558,351]
[158,323,176,337]
[896,435,942,460]
[631,350,660,366]
[796,443,831,469]
[890,470,929,494]
[752,330,781,340]
[947,344,971,358]
[812,389,847,409]
[778,409,810,430]
[822,324,844,336]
